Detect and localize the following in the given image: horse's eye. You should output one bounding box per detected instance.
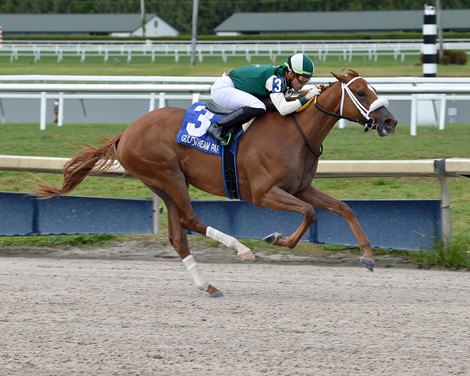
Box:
[357,91,365,97]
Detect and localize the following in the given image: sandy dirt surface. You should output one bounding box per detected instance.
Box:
[1,243,469,376]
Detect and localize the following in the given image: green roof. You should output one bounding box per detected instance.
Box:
[215,10,470,33]
[0,14,155,34]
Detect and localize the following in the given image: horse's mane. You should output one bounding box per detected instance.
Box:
[320,83,334,92]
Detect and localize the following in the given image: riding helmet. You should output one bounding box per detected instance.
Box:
[284,53,315,77]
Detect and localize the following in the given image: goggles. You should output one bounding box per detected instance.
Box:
[295,74,311,84]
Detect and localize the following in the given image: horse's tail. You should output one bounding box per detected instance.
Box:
[36,133,122,198]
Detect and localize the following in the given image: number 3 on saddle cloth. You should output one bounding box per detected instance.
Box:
[176,101,244,199]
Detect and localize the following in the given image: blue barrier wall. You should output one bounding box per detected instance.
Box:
[0,192,153,235]
[0,192,441,251]
[191,200,441,251]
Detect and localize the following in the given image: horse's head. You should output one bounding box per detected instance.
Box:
[327,70,397,137]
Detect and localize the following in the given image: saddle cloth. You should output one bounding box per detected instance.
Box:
[176,102,243,199]
[177,101,243,156]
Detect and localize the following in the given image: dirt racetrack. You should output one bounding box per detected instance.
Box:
[1,244,469,376]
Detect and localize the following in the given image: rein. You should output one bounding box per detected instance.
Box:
[314,101,363,124]
[290,113,323,158]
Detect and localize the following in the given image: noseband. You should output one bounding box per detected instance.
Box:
[315,76,389,132]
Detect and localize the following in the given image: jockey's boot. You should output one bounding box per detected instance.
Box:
[206,123,226,144]
[207,106,265,145]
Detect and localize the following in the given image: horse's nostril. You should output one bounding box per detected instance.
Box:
[385,118,397,127]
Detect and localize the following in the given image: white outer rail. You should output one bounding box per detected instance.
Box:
[1,155,469,248]
[2,75,470,85]
[2,83,470,94]
[1,80,470,135]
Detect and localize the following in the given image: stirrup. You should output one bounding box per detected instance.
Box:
[220,132,232,146]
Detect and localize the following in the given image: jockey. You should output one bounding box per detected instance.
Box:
[207,53,321,145]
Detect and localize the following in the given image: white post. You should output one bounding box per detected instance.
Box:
[40,91,47,130]
[410,94,418,136]
[338,119,346,129]
[158,92,166,108]
[58,92,64,127]
[149,92,156,112]
[438,94,446,130]
[192,93,200,104]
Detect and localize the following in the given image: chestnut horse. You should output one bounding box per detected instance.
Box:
[38,70,397,297]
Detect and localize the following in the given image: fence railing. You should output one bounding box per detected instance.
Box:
[1,75,470,135]
[1,154,469,248]
[2,40,470,63]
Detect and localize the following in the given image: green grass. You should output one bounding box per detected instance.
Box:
[411,236,470,270]
[0,56,469,268]
[0,234,115,248]
[1,54,469,77]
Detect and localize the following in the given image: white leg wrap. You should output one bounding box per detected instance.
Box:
[182,255,210,292]
[206,226,251,257]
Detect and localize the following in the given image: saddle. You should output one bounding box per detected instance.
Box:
[205,101,232,115]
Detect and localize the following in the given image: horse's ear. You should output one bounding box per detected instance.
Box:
[331,71,348,84]
[348,69,360,77]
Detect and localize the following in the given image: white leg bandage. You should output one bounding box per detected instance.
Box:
[182,255,209,292]
[206,226,251,257]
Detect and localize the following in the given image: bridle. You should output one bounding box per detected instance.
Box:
[290,75,389,159]
[315,76,389,133]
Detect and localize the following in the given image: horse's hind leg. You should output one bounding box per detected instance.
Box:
[147,172,255,262]
[135,157,255,262]
[147,185,223,297]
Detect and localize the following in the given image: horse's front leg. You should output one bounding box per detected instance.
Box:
[254,186,315,249]
[297,185,374,271]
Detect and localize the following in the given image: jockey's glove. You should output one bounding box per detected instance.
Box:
[305,86,321,100]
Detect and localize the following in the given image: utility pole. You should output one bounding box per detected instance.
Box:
[436,0,444,62]
[140,0,146,37]
[190,0,199,66]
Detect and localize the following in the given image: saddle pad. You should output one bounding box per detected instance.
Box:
[177,101,243,199]
[176,102,224,156]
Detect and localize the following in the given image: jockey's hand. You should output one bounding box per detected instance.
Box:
[305,86,321,100]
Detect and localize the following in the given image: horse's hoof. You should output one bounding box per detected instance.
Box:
[263,232,281,245]
[209,290,224,298]
[238,250,256,262]
[360,257,375,272]
[207,285,224,298]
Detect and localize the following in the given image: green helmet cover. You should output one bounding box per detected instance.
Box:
[284,53,315,77]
